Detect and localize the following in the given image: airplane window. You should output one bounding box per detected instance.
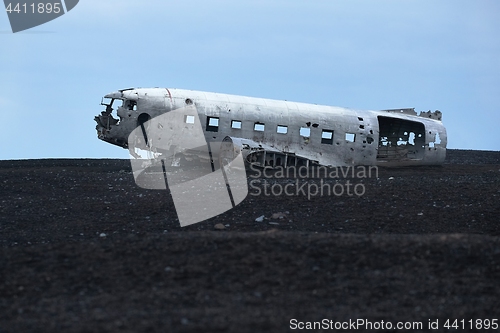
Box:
[277,125,288,134]
[254,123,265,132]
[101,97,113,106]
[300,127,310,137]
[185,115,195,124]
[125,100,137,110]
[231,120,242,129]
[111,98,123,108]
[345,133,356,142]
[321,130,334,144]
[209,118,219,127]
[206,116,219,132]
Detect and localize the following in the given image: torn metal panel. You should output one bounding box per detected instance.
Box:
[419,110,443,121]
[94,88,447,167]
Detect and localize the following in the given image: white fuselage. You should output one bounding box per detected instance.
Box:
[95,88,447,166]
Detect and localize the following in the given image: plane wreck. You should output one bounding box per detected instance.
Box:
[95,88,446,168]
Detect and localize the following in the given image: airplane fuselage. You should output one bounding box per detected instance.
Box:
[95,88,447,167]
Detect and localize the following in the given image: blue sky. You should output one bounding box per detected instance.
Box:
[1,0,499,159]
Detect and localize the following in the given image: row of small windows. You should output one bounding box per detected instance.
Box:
[185,115,358,144]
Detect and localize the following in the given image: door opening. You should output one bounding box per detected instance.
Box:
[377,116,425,161]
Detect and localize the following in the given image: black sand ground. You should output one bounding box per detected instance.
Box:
[1,150,499,332]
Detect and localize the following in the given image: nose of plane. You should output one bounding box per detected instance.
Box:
[94,92,125,148]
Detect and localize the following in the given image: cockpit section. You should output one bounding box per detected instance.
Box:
[95,88,175,150]
[95,97,121,131]
[94,88,142,148]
